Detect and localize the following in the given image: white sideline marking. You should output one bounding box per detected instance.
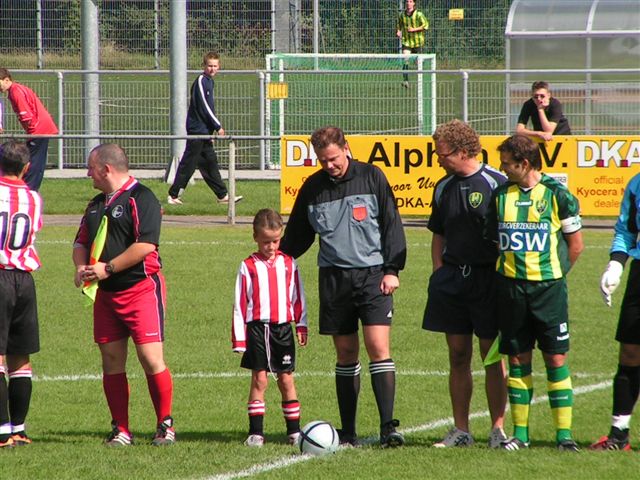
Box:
[33,369,609,382]
[199,380,612,480]
[402,380,611,434]
[37,239,608,249]
[205,455,311,480]
[37,239,249,246]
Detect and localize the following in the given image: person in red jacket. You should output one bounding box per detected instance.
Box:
[0,68,58,191]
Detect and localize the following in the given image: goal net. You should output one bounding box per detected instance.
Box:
[265,53,437,167]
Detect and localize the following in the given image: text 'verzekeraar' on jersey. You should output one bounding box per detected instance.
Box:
[498,222,549,252]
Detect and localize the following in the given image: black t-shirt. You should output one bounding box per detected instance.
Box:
[428,164,506,266]
[517,97,571,134]
[75,177,162,291]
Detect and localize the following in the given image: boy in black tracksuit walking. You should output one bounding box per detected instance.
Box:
[168,51,242,206]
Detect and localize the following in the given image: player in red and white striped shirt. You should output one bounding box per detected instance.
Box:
[0,141,43,448]
[232,209,307,447]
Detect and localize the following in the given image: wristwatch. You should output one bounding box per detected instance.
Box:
[105,262,116,275]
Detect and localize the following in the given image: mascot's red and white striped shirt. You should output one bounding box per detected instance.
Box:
[0,177,42,271]
[232,251,307,352]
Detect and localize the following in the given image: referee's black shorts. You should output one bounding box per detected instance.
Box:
[617,259,640,345]
[0,269,40,355]
[318,265,393,336]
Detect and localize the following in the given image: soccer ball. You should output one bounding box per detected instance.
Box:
[298,420,339,456]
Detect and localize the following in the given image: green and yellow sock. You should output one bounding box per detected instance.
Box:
[508,363,533,443]
[547,364,573,443]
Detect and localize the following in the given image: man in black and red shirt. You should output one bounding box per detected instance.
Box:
[0,140,43,448]
[73,144,175,447]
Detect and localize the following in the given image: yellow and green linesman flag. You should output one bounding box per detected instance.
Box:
[82,215,108,303]
[483,335,503,367]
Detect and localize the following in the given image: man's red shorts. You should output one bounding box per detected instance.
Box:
[94,273,167,345]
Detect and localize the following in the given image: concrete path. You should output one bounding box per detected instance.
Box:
[45,213,614,229]
[42,168,614,229]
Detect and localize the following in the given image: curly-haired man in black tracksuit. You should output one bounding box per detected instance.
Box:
[280,126,407,448]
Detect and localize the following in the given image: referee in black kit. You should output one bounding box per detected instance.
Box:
[280,126,407,448]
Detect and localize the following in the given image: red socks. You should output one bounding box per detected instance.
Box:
[103,373,130,433]
[146,368,173,423]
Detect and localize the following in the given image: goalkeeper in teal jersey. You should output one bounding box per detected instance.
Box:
[488,134,584,451]
[396,0,428,87]
[590,172,640,451]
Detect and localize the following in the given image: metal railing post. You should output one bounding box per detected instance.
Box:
[57,71,64,169]
[461,70,469,123]
[259,71,266,170]
[228,140,236,225]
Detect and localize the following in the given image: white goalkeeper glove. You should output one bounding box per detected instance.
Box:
[600,260,624,307]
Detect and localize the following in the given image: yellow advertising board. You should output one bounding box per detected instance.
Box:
[448,8,464,20]
[281,135,640,217]
[267,82,289,99]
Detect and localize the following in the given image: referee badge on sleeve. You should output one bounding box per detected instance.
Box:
[352,204,367,221]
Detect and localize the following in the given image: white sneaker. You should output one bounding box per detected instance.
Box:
[167,196,183,205]
[433,427,474,448]
[105,422,133,447]
[488,427,508,448]
[244,434,264,447]
[288,432,300,446]
[217,194,243,204]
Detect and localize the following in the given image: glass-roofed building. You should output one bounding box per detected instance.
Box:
[504,0,640,134]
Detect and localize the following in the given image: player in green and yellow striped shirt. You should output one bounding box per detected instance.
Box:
[488,134,584,452]
[396,0,428,87]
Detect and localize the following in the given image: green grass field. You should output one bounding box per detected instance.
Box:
[39,178,280,216]
[0,184,633,479]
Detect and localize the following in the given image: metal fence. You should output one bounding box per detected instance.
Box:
[1,67,637,170]
[0,1,510,70]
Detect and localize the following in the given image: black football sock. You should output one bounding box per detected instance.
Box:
[247,400,265,435]
[610,364,640,438]
[0,370,9,441]
[370,359,396,427]
[8,374,32,429]
[282,399,301,434]
[335,362,361,435]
